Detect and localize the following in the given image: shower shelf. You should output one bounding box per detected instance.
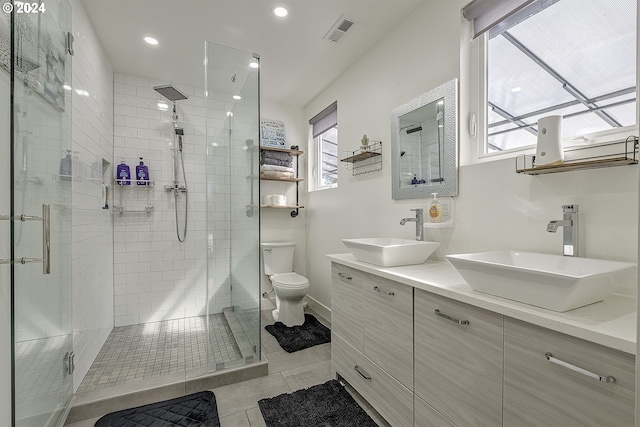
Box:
[259,145,304,218]
[113,179,155,215]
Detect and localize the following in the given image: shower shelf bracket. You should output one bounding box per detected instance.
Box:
[113,179,155,215]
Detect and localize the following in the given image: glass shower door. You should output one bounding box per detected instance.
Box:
[10,0,74,425]
[205,42,261,372]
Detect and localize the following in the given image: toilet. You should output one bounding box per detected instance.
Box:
[261,242,310,326]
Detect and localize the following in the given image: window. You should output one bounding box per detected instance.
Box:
[309,102,338,190]
[466,0,637,155]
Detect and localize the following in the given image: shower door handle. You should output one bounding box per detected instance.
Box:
[0,204,51,274]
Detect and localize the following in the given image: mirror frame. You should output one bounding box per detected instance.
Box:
[391,78,458,199]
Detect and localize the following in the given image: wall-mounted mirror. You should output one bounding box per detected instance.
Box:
[391,79,458,199]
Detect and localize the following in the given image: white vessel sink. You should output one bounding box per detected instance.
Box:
[342,238,439,267]
[446,251,636,312]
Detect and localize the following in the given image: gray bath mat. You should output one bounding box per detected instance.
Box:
[265,313,331,353]
[94,391,220,427]
[258,379,377,427]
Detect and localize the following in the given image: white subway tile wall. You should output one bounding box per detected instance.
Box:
[69,0,115,392]
[113,73,231,327]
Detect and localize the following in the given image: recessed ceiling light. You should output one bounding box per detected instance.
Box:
[512,86,522,92]
[144,36,158,45]
[233,95,242,100]
[273,6,288,17]
[249,61,259,69]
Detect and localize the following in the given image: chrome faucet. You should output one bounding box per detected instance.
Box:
[547,204,579,256]
[400,208,424,241]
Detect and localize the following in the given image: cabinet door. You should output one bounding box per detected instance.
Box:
[414,395,456,427]
[362,273,413,389]
[414,290,503,427]
[503,317,635,427]
[333,334,413,427]
[331,263,364,352]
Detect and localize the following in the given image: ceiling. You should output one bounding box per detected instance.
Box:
[81,0,426,107]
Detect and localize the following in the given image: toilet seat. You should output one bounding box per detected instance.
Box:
[271,272,309,288]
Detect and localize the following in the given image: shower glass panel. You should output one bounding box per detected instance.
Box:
[205,42,261,371]
[10,0,74,425]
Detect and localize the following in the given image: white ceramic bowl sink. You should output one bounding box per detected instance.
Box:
[446,251,636,312]
[342,238,440,267]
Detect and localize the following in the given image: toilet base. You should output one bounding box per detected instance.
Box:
[272,300,305,327]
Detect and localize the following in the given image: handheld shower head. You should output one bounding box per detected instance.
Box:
[175,128,184,151]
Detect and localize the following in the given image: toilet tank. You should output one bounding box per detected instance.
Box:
[261,242,296,275]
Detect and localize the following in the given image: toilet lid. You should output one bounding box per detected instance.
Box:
[272,272,309,288]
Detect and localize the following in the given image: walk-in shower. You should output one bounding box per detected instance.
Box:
[154,84,189,242]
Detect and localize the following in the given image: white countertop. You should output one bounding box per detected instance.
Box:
[328,253,637,355]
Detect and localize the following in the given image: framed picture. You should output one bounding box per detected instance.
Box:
[260,119,286,148]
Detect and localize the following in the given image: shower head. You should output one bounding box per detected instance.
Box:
[153,84,189,102]
[175,127,184,136]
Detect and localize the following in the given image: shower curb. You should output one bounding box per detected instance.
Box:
[65,359,268,424]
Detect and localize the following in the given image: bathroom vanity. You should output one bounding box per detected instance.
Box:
[328,254,636,427]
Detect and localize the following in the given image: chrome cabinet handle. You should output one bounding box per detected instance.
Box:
[435,309,470,325]
[354,365,371,380]
[337,272,352,280]
[545,352,615,383]
[373,286,394,296]
[0,204,50,274]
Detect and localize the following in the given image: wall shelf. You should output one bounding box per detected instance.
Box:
[516,137,638,175]
[259,145,304,218]
[340,141,382,176]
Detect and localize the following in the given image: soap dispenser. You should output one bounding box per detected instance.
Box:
[116,159,131,185]
[429,192,442,223]
[136,157,149,185]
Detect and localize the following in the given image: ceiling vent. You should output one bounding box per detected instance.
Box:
[323,15,355,43]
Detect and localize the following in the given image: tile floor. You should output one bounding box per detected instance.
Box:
[65,308,389,427]
[78,314,243,393]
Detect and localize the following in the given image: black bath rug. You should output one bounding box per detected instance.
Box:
[94,391,220,427]
[258,379,377,427]
[265,313,331,353]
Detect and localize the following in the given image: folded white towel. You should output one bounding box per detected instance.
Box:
[261,171,295,179]
[261,164,295,174]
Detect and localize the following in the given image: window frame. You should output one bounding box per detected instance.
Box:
[470,1,639,162]
[311,125,338,191]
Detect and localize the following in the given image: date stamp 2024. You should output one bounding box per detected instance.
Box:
[3,2,46,13]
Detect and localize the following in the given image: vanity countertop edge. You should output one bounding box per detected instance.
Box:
[327,253,637,355]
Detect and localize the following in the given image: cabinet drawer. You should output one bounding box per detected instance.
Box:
[414,395,456,427]
[503,317,635,427]
[331,263,364,352]
[414,290,503,427]
[362,273,413,389]
[332,334,413,427]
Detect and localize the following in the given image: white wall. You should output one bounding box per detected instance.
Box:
[70,0,115,391]
[304,0,638,314]
[259,101,307,309]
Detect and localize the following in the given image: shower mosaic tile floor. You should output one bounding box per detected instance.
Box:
[77,314,242,393]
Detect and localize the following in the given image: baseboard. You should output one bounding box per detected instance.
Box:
[306,295,331,324]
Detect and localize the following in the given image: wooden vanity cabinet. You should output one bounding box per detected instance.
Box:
[414,289,503,427]
[330,262,413,427]
[503,317,635,427]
